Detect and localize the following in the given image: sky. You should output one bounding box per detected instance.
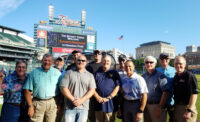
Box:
[0,0,200,58]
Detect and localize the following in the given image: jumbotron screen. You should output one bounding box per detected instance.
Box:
[47,31,87,49]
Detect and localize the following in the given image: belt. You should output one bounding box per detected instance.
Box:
[147,101,160,104]
[124,99,140,103]
[33,97,54,101]
[6,102,21,106]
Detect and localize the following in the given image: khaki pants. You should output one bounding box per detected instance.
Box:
[95,111,115,122]
[174,105,197,122]
[144,104,167,122]
[30,98,57,122]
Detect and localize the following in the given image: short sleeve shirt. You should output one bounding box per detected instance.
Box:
[60,69,96,110]
[142,70,169,102]
[94,68,121,112]
[2,71,29,104]
[157,66,176,105]
[173,70,198,105]
[121,73,148,100]
[23,67,62,99]
[86,61,102,75]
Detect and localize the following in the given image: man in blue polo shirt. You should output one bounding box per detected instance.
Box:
[94,55,121,122]
[157,53,176,122]
[23,53,62,122]
[142,56,169,122]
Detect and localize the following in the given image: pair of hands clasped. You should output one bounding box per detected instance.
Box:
[96,96,110,104]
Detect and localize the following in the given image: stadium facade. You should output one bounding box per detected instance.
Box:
[0,25,42,72]
[34,5,97,58]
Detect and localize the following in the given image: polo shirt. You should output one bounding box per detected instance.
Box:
[173,70,199,105]
[60,69,96,110]
[121,73,148,100]
[142,70,169,102]
[94,68,121,112]
[23,67,62,99]
[2,71,29,104]
[157,66,176,105]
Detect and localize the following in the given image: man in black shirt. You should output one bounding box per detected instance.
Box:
[66,50,81,71]
[173,56,198,122]
[86,49,102,122]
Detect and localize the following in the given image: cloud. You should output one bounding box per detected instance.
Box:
[163,30,169,34]
[0,0,24,18]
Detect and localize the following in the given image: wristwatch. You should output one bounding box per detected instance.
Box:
[186,108,192,112]
[138,109,144,113]
[107,96,112,100]
[28,104,33,107]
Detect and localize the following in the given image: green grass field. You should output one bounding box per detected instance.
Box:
[0,75,200,122]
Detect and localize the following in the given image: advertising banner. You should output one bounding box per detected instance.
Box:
[37,30,47,38]
[47,32,87,49]
[52,47,82,58]
[87,42,95,50]
[37,38,45,47]
[52,47,82,53]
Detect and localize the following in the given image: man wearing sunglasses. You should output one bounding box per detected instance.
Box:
[60,55,96,122]
[86,50,102,122]
[142,56,169,122]
[157,53,176,122]
[66,50,81,71]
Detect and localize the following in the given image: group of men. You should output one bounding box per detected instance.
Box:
[0,49,198,122]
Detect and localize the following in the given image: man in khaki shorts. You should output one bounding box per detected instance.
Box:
[23,53,62,122]
[173,56,198,122]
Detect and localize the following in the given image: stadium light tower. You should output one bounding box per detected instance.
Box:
[49,4,54,24]
[81,10,86,28]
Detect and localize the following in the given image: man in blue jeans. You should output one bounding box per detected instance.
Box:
[60,54,96,122]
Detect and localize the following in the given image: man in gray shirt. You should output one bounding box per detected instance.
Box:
[60,54,96,122]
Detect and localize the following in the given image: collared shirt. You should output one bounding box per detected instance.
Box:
[23,67,62,99]
[142,70,169,102]
[117,68,127,80]
[60,68,96,110]
[94,68,121,112]
[173,70,198,105]
[121,73,148,100]
[2,71,29,104]
[157,66,176,105]
[60,68,66,76]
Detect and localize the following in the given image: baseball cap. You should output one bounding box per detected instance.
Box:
[159,53,169,59]
[56,57,64,61]
[72,50,81,55]
[93,50,101,54]
[118,54,127,61]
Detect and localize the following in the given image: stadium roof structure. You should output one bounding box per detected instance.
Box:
[0,25,24,34]
[140,41,171,47]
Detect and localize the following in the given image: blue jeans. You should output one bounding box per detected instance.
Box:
[63,109,88,122]
[0,103,20,122]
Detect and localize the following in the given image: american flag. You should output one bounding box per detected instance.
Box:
[118,35,123,40]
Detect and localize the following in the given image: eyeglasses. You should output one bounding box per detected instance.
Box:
[145,61,154,64]
[77,59,86,62]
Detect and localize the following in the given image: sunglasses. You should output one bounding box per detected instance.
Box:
[94,52,101,55]
[145,61,154,64]
[160,58,169,60]
[77,59,86,62]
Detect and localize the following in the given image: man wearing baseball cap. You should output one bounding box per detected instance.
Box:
[86,49,102,122]
[66,50,81,71]
[157,53,176,122]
